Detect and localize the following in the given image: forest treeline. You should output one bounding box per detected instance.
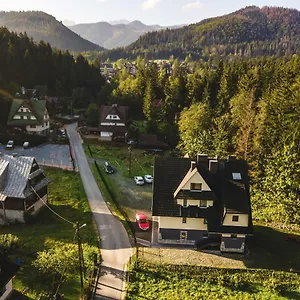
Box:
[97,6,300,61]
[103,55,300,225]
[0,27,105,125]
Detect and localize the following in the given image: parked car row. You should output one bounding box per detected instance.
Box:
[134,175,153,185]
[5,140,30,150]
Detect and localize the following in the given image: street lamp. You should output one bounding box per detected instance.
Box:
[128,145,132,176]
[74,222,86,290]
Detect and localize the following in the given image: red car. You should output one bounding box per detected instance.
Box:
[135,213,149,231]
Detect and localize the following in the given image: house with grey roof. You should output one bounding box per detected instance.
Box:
[7,99,50,136]
[152,154,253,253]
[0,154,51,225]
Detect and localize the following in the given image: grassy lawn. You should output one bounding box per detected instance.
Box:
[84,143,154,178]
[84,143,155,241]
[0,167,98,299]
[126,261,300,300]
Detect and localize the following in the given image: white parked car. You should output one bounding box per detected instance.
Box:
[6,140,14,150]
[134,176,145,185]
[144,175,153,184]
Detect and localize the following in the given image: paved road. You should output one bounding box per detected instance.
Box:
[66,124,132,300]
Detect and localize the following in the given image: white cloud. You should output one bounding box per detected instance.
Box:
[142,0,162,10]
[182,1,204,11]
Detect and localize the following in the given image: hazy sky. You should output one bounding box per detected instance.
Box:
[1,0,300,25]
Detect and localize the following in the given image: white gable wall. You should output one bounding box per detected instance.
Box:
[181,171,211,191]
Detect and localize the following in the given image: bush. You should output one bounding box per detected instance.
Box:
[0,234,19,254]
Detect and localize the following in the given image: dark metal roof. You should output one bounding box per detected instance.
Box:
[99,105,128,124]
[152,157,253,233]
[0,256,19,288]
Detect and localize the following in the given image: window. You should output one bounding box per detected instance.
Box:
[182,217,187,223]
[203,232,208,238]
[20,108,23,112]
[30,125,36,128]
[180,231,187,241]
[232,215,239,222]
[20,115,24,119]
[232,173,242,180]
[203,218,207,224]
[183,199,187,207]
[200,200,207,207]
[190,182,202,191]
[231,234,237,239]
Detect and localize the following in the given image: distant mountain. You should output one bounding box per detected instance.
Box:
[63,19,76,26]
[104,6,300,60]
[69,20,184,49]
[0,11,103,52]
[109,19,130,25]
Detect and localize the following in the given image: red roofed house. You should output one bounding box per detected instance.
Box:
[98,104,128,141]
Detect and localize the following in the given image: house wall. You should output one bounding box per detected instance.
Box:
[159,216,207,230]
[0,209,24,224]
[159,228,207,244]
[220,236,245,253]
[158,216,208,244]
[223,213,248,227]
[0,279,13,300]
[30,194,47,215]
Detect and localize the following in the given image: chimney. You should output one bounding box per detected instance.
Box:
[228,155,236,161]
[197,154,208,169]
[191,161,197,170]
[209,160,218,174]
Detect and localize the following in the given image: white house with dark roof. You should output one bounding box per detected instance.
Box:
[152,154,253,253]
[98,104,128,141]
[7,99,50,136]
[0,154,51,224]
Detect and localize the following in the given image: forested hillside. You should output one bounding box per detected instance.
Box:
[0,27,105,125]
[100,6,300,60]
[103,56,300,225]
[0,11,103,52]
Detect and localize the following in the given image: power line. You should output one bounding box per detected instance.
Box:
[30,186,75,226]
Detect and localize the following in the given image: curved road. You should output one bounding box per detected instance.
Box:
[66,124,132,300]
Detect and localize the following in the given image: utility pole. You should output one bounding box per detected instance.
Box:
[75,222,86,291]
[128,146,132,176]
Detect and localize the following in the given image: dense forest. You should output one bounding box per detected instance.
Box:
[0,27,105,125]
[0,11,102,52]
[97,6,300,61]
[101,55,300,225]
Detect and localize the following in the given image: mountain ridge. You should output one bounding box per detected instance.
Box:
[69,20,184,49]
[0,11,103,52]
[102,6,300,60]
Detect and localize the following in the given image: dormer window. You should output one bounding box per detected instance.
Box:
[232,173,242,180]
[190,183,202,191]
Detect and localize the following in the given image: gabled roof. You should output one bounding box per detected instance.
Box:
[0,255,19,288]
[152,156,252,228]
[0,155,34,201]
[99,105,128,124]
[152,157,192,217]
[7,99,46,126]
